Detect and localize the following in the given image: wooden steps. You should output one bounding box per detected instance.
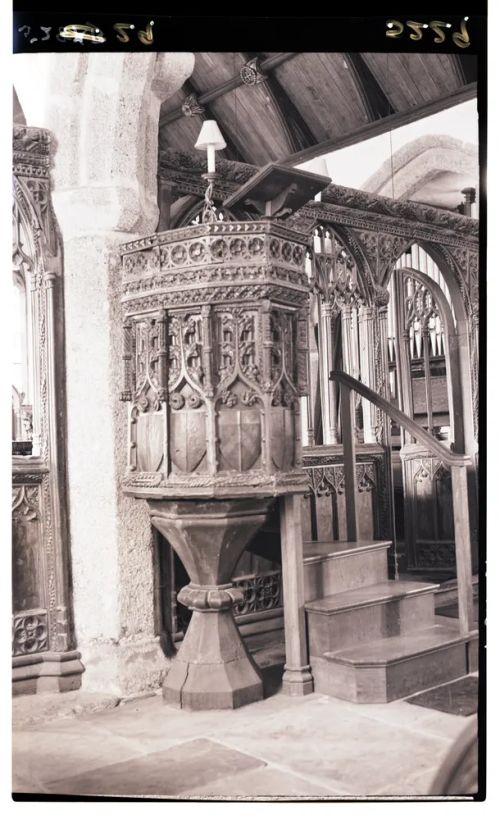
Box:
[304,540,478,703]
[306,580,437,657]
[303,539,392,602]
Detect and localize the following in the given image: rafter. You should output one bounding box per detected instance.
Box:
[342,53,395,121]
[244,52,317,154]
[280,83,477,167]
[159,53,297,128]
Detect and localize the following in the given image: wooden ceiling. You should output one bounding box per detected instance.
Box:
[158,52,477,168]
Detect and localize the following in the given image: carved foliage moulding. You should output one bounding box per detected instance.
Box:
[312,227,368,311]
[233,571,282,616]
[306,462,376,497]
[158,150,478,245]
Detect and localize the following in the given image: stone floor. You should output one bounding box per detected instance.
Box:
[12,675,476,800]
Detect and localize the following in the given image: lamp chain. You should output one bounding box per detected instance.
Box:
[201,173,218,223]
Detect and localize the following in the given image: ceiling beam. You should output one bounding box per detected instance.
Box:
[280,82,477,167]
[159,52,297,128]
[342,53,395,121]
[245,52,317,153]
[239,51,294,154]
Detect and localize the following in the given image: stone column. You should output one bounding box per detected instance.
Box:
[15,52,194,696]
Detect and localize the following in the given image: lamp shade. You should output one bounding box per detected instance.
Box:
[195,120,227,152]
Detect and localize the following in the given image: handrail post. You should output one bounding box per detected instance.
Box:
[339,380,358,542]
[451,463,475,635]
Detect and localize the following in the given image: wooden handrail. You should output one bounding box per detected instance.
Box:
[330,370,470,466]
[330,369,475,636]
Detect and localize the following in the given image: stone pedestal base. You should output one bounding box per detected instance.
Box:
[149,497,272,710]
[12,650,85,697]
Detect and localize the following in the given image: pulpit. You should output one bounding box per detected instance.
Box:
[118,163,329,708]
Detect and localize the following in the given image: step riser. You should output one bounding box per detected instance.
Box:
[467,636,479,673]
[311,641,469,703]
[304,547,389,601]
[307,592,436,656]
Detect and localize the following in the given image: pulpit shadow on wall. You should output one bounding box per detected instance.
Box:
[118,165,329,709]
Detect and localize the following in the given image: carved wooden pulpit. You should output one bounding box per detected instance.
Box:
[119,165,329,708]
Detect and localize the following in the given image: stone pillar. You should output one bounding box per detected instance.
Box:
[15,52,194,696]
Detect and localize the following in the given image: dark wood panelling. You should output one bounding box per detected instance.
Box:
[12,487,43,613]
[271,52,370,141]
[362,53,465,112]
[207,84,293,164]
[343,54,395,120]
[281,83,477,167]
[191,52,243,94]
[160,80,246,163]
[159,113,206,157]
[159,51,476,174]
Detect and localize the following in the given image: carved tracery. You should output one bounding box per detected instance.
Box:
[12,126,78,680]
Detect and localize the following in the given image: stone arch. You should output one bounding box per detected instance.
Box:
[13,52,196,695]
[363,135,478,205]
[14,52,195,237]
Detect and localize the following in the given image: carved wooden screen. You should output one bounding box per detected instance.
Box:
[387,244,456,441]
[304,224,365,447]
[387,245,459,573]
[12,126,81,694]
[406,455,456,571]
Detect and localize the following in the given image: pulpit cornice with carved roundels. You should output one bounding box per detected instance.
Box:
[119,219,312,499]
